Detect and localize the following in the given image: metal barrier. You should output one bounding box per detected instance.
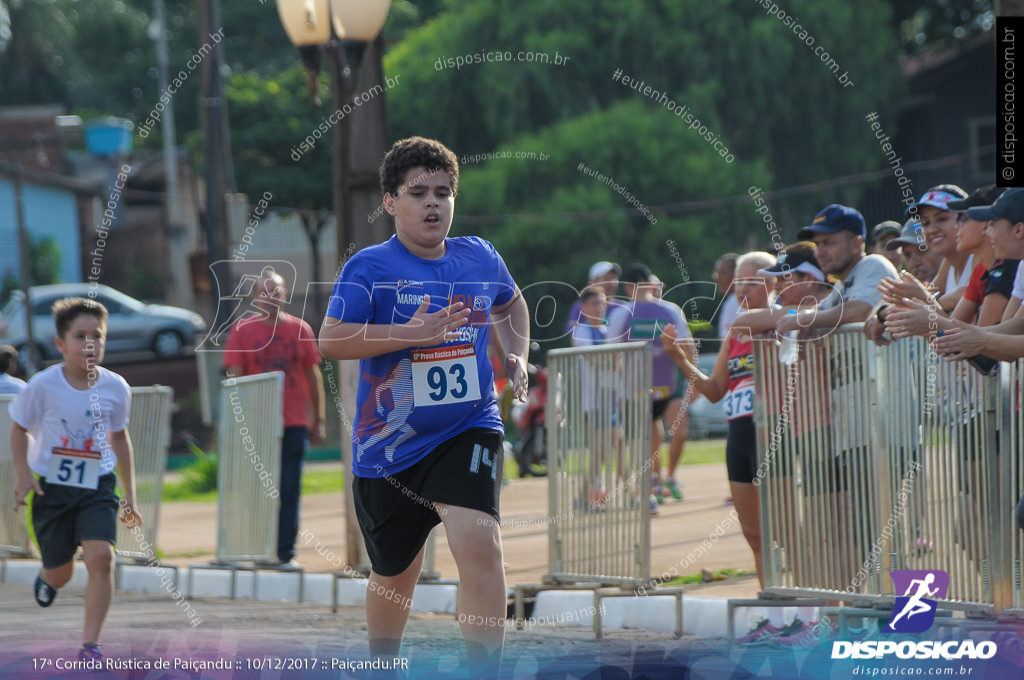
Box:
[545,341,652,586]
[1000,358,1024,615]
[216,372,283,563]
[116,386,174,560]
[754,324,1003,614]
[0,394,32,557]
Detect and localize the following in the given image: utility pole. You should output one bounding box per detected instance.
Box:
[197,0,231,329]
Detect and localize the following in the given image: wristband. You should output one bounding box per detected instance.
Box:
[876,304,889,325]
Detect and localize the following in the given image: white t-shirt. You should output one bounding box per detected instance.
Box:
[0,374,26,395]
[946,254,975,294]
[717,293,740,338]
[9,364,131,476]
[572,323,609,412]
[820,254,900,311]
[1012,260,1024,301]
[572,323,607,347]
[818,254,899,453]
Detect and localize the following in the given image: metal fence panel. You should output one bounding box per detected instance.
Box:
[755,325,1003,613]
[116,386,174,560]
[546,342,652,586]
[217,372,283,563]
[1001,359,1024,614]
[0,394,32,557]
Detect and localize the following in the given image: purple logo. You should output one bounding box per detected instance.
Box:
[884,570,949,634]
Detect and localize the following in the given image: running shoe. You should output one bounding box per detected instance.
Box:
[650,494,660,516]
[768,621,814,648]
[772,620,839,649]
[34,573,57,608]
[652,485,666,504]
[664,478,684,501]
[78,642,103,662]
[735,618,785,646]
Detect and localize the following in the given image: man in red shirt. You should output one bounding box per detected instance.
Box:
[223,270,326,568]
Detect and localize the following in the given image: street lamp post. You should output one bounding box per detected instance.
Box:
[277,0,391,570]
[276,0,390,260]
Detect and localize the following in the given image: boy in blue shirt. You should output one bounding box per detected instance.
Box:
[320,137,529,678]
[11,297,141,662]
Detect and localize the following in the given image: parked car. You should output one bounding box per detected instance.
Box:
[0,284,207,361]
[686,348,728,439]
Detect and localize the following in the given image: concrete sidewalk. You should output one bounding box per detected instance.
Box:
[156,459,760,599]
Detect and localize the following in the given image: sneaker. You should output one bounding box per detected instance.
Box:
[34,574,57,608]
[78,642,103,662]
[769,621,814,648]
[735,618,785,646]
[772,620,839,649]
[652,486,666,504]
[664,478,683,501]
[650,494,660,516]
[277,559,303,571]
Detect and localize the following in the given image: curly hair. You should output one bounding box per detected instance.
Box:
[379,136,459,198]
[52,297,108,338]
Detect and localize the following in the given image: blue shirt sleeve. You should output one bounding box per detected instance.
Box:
[483,239,516,307]
[326,253,376,323]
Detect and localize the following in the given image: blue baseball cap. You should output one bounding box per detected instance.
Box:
[967,187,1024,224]
[797,204,866,240]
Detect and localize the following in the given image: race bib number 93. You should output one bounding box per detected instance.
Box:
[411,345,482,406]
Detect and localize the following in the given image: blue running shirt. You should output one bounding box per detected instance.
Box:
[326,235,516,477]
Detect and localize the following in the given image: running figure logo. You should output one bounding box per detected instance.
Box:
[884,570,949,634]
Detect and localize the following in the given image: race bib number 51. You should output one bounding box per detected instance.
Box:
[411,344,482,406]
[46,448,101,489]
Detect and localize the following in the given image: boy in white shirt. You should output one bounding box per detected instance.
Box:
[10,297,141,662]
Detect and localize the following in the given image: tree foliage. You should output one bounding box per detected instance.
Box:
[384,0,902,189]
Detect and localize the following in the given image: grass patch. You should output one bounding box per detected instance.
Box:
[660,568,755,586]
[161,438,725,503]
[163,467,346,503]
[676,438,725,465]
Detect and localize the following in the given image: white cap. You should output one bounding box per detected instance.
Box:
[588,261,621,281]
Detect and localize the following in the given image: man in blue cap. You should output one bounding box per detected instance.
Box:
[774,204,899,592]
[776,204,899,337]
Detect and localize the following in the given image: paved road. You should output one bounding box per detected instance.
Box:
[157,460,760,598]
[0,582,805,680]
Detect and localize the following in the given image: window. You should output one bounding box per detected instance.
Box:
[968,116,995,184]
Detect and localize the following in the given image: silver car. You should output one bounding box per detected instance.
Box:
[0,283,206,361]
[686,347,728,438]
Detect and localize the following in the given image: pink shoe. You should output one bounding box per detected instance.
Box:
[771,620,837,649]
[735,619,785,646]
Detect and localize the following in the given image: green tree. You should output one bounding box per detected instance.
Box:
[222,65,332,209]
[0,235,62,306]
[455,95,771,344]
[384,0,902,188]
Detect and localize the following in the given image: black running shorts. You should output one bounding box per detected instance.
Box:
[353,428,503,577]
[32,473,119,568]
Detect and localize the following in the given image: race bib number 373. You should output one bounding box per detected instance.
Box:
[46,448,101,490]
[411,344,482,406]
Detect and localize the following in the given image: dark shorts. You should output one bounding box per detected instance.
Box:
[653,394,682,421]
[32,473,119,569]
[830,447,869,494]
[796,428,834,496]
[353,428,503,577]
[726,418,757,484]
